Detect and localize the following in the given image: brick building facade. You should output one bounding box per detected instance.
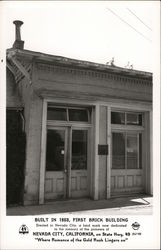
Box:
[6,21,152,206]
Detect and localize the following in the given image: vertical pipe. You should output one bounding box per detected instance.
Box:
[13,20,23,40]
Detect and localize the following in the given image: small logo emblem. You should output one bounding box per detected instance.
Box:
[19,224,29,234]
[131,222,140,230]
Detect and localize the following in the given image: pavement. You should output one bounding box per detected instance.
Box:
[7,195,153,216]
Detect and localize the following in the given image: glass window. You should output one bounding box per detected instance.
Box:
[47,107,67,121]
[112,133,125,169]
[127,134,137,169]
[127,113,142,125]
[139,134,142,169]
[46,130,65,171]
[111,112,125,124]
[72,130,87,170]
[111,111,142,126]
[112,132,142,169]
[69,109,88,122]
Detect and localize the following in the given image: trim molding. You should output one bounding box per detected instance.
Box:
[37,63,152,86]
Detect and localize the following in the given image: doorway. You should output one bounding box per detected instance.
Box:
[44,126,90,201]
[111,111,144,196]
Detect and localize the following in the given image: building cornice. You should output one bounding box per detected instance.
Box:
[37,62,152,87]
[6,48,152,81]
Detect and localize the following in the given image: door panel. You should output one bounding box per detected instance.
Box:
[45,128,67,200]
[71,170,88,198]
[111,169,143,195]
[71,129,89,198]
[45,172,65,199]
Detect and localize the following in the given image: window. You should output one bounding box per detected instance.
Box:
[111,110,143,169]
[47,106,90,122]
[46,129,65,171]
[139,134,142,169]
[69,109,88,122]
[47,107,67,121]
[112,133,125,169]
[72,130,87,170]
[127,113,142,125]
[111,111,142,126]
[111,112,125,124]
[127,134,137,169]
[112,132,142,169]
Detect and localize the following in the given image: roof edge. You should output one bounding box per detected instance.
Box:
[6,48,152,79]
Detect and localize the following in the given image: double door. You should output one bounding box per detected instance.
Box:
[44,126,90,200]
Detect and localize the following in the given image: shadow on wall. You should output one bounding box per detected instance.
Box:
[7,110,26,206]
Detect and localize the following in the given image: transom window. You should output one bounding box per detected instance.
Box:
[47,105,90,123]
[111,111,142,126]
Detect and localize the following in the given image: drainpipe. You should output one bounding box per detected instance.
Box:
[19,110,25,132]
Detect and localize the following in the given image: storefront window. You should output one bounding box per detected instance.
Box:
[139,134,142,169]
[112,132,142,169]
[127,134,137,169]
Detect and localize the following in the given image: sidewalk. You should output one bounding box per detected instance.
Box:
[7,195,153,216]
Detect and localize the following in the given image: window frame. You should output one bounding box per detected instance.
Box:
[111,131,143,170]
[111,110,144,170]
[111,111,144,127]
[47,105,91,124]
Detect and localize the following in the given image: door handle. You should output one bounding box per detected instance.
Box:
[64,169,67,173]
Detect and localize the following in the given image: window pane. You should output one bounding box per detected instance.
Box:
[127,113,142,125]
[72,130,87,170]
[47,107,67,121]
[69,109,88,122]
[46,130,65,171]
[112,133,125,169]
[138,114,142,125]
[111,112,125,124]
[139,134,142,169]
[127,134,138,169]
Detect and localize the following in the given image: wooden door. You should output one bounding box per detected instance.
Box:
[44,127,90,200]
[70,129,89,198]
[44,127,68,200]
